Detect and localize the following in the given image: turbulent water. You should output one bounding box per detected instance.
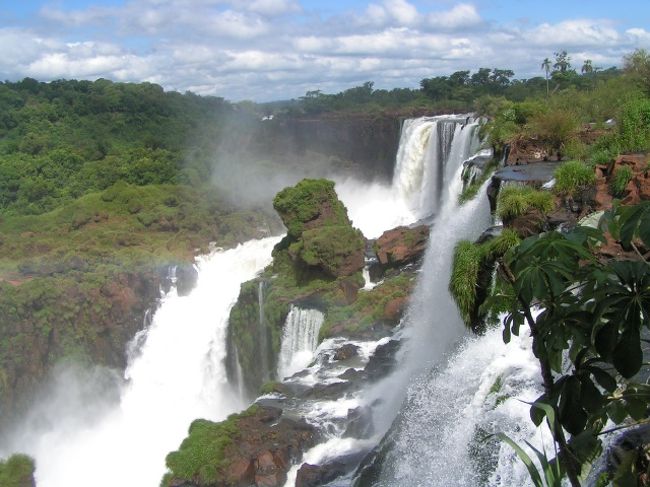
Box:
[373,326,549,487]
[277,306,325,380]
[6,237,280,487]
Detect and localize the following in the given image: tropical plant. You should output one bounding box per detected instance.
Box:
[484,202,650,487]
[542,58,552,96]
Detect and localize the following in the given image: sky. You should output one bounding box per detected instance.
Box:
[1,0,649,101]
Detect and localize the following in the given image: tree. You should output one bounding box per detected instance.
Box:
[541,58,552,96]
[624,48,650,95]
[553,51,572,72]
[581,59,593,75]
[487,202,650,486]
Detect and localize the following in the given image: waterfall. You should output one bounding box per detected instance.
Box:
[391,115,479,219]
[258,280,271,382]
[280,117,489,486]
[277,306,325,380]
[8,237,280,487]
[369,326,548,487]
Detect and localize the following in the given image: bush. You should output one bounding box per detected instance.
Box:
[449,241,482,326]
[496,186,555,221]
[610,165,634,197]
[0,454,35,487]
[616,98,650,153]
[529,109,579,153]
[553,160,596,196]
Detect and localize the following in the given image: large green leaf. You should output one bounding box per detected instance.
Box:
[612,327,642,378]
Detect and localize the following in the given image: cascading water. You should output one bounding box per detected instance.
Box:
[370,326,548,487]
[7,237,280,487]
[280,116,490,485]
[391,115,479,220]
[277,306,325,380]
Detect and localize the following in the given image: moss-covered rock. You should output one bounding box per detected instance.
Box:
[272,179,350,239]
[162,405,316,487]
[0,454,35,487]
[227,179,368,395]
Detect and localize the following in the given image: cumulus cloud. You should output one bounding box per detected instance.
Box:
[0,1,648,100]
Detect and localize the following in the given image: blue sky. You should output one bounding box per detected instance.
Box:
[1,0,649,100]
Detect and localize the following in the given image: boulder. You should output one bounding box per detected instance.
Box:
[374,225,429,267]
[164,405,317,487]
[295,462,347,487]
[333,343,360,361]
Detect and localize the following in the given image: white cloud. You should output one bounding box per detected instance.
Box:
[427,4,481,29]
[527,20,620,47]
[246,0,300,16]
[0,2,646,100]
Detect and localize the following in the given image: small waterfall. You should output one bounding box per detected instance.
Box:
[277,306,325,380]
[258,280,271,382]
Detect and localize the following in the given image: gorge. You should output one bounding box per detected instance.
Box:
[0,111,637,487]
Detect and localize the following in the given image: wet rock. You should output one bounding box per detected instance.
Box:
[383,297,407,323]
[547,207,577,231]
[338,278,360,305]
[365,340,400,381]
[175,263,199,296]
[296,462,348,487]
[344,406,375,439]
[374,225,429,268]
[333,343,360,361]
[301,380,352,400]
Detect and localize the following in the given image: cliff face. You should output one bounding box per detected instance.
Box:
[219,114,402,183]
[0,269,160,428]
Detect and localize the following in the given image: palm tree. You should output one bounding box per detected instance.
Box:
[581,59,593,75]
[541,58,551,96]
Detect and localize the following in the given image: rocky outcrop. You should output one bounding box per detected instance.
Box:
[227,179,366,396]
[0,269,160,430]
[274,179,365,278]
[374,225,429,268]
[163,405,317,487]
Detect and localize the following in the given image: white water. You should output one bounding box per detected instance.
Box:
[9,237,280,487]
[391,115,478,220]
[375,325,549,487]
[280,115,489,486]
[277,306,325,380]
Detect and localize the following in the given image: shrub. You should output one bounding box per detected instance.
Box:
[449,240,482,326]
[610,165,634,197]
[553,160,596,196]
[0,454,35,487]
[529,109,579,153]
[496,186,555,221]
[616,98,650,153]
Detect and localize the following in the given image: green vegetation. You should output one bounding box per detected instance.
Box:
[477,202,650,487]
[610,165,634,197]
[496,186,555,222]
[553,160,596,196]
[273,179,349,238]
[0,454,35,487]
[449,241,483,326]
[162,406,260,486]
[298,225,365,278]
[449,229,521,328]
[319,271,416,339]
